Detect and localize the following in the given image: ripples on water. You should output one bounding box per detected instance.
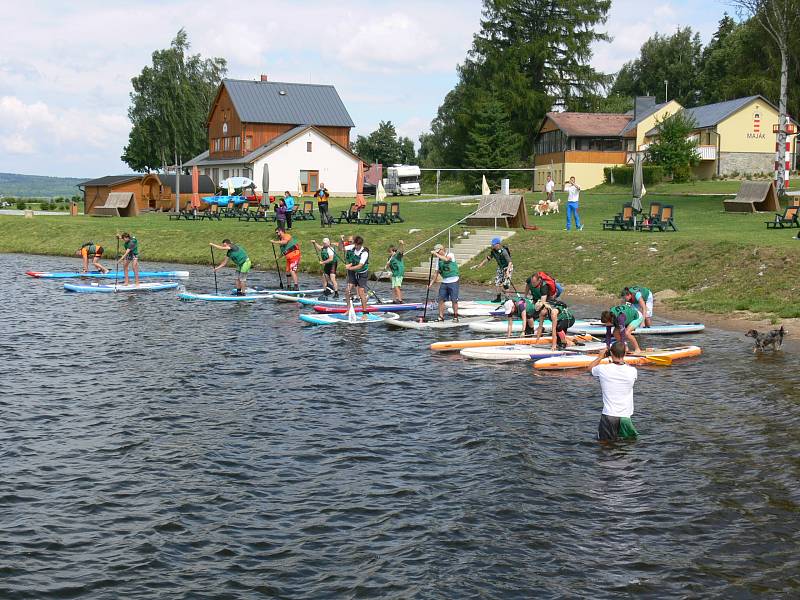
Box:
[1,253,798,598]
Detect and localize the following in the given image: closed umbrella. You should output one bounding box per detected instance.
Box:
[297,175,304,197]
[481,174,490,195]
[355,162,366,209]
[261,164,269,207]
[631,151,645,215]
[191,166,200,209]
[227,177,235,197]
[376,180,387,203]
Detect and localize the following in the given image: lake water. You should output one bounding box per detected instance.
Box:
[2,253,798,598]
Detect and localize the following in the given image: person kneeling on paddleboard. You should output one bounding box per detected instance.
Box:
[117,233,140,286]
[271,227,301,290]
[622,285,654,328]
[526,271,563,303]
[534,299,576,350]
[342,235,370,320]
[311,238,338,299]
[211,239,251,296]
[77,242,109,274]
[588,341,639,443]
[503,297,536,338]
[472,237,513,303]
[429,244,460,322]
[600,304,643,353]
[385,240,405,303]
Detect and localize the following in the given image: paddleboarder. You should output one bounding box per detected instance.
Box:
[116,233,139,286]
[502,297,536,338]
[385,240,405,303]
[526,271,563,303]
[270,227,301,290]
[533,298,577,350]
[471,237,513,302]
[77,241,109,274]
[588,341,639,442]
[622,286,654,328]
[429,244,460,322]
[342,235,370,319]
[210,239,251,296]
[600,304,643,353]
[311,238,339,298]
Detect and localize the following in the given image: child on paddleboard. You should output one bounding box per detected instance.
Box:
[77,242,109,274]
[311,237,339,298]
[385,240,405,303]
[210,239,251,296]
[117,233,139,285]
[588,341,639,442]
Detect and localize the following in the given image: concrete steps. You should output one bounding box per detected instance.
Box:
[402,228,515,281]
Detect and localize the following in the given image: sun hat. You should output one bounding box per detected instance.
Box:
[503,299,516,315]
[491,237,501,245]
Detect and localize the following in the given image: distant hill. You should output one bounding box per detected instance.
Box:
[0,172,88,198]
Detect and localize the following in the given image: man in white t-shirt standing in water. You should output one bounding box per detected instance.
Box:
[588,341,639,442]
[564,176,583,231]
[429,243,460,322]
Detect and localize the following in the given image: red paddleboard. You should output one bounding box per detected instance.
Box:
[313,305,379,314]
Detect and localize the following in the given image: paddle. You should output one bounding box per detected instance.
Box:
[418,255,435,323]
[271,242,284,289]
[642,355,672,366]
[210,245,219,295]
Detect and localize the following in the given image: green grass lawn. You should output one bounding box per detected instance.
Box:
[589,180,746,195]
[1,194,797,317]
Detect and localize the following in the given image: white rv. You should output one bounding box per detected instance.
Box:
[384,165,421,196]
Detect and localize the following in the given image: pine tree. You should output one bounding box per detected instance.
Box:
[463,95,523,192]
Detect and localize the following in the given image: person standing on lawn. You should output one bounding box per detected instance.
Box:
[429,244,460,322]
[622,286,654,328]
[545,173,555,203]
[314,183,331,225]
[385,240,405,303]
[210,239,251,296]
[471,237,513,302]
[588,341,639,442]
[283,191,295,230]
[564,176,583,231]
[270,227,301,290]
[275,198,288,231]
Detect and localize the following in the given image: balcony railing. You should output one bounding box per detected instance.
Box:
[696,145,717,161]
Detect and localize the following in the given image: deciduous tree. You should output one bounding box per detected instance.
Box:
[646,112,700,182]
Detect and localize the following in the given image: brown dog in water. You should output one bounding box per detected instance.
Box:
[745,326,785,353]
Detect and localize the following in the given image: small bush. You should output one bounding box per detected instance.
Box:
[15,200,27,210]
[672,164,692,183]
[603,165,665,185]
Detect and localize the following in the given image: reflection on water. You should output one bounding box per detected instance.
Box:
[1,253,798,598]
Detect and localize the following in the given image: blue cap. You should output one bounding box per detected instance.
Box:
[491,237,501,245]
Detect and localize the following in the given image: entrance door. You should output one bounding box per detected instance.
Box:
[299,170,319,195]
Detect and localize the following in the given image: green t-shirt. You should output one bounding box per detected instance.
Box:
[438,256,459,279]
[124,237,138,257]
[226,244,248,267]
[388,252,405,277]
[611,304,640,324]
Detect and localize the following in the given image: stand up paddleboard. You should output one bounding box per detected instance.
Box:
[28,270,190,279]
[312,302,434,313]
[429,334,595,352]
[384,316,493,330]
[64,282,179,293]
[299,312,400,325]
[468,319,705,335]
[179,292,260,302]
[533,346,702,370]
[460,342,607,361]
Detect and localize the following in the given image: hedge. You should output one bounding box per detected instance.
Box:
[603,165,665,185]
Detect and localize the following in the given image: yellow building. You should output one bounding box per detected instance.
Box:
[533,95,797,190]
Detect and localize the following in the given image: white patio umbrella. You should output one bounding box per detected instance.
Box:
[261,165,269,206]
[481,174,490,195]
[376,180,387,203]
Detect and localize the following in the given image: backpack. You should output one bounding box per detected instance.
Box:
[537,271,557,297]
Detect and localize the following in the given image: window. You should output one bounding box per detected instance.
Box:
[245,136,253,151]
[212,168,219,184]
[234,137,240,150]
[224,137,230,151]
[223,169,229,180]
[307,142,313,153]
[534,129,567,155]
[214,138,220,152]
[242,168,250,179]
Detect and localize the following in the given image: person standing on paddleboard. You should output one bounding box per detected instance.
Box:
[385,240,405,304]
[342,235,370,319]
[600,304,643,353]
[588,341,639,442]
[429,244,460,322]
[503,297,536,338]
[622,286,654,328]
[77,242,109,274]
[534,298,577,350]
[311,238,339,298]
[472,237,513,303]
[271,227,301,290]
[117,233,139,286]
[210,240,251,296]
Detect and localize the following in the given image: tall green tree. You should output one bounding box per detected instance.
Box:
[425,0,611,167]
[611,27,704,106]
[122,29,226,172]
[352,121,415,165]
[646,112,699,182]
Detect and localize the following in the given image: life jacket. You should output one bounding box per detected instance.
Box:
[350,246,369,272]
[322,246,337,265]
[537,272,557,298]
[438,256,459,279]
[281,236,299,255]
[611,304,640,325]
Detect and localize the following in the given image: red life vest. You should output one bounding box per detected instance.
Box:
[537,271,557,298]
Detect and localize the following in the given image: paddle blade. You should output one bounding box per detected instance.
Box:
[347,300,357,323]
[644,355,672,366]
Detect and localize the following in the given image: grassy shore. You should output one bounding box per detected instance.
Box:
[1,193,797,318]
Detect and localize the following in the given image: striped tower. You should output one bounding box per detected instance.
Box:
[775,140,791,189]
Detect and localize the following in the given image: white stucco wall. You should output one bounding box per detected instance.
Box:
[251,129,359,197]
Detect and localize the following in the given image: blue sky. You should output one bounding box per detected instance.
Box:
[0,0,729,178]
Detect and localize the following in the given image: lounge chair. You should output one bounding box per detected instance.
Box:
[641,204,677,232]
[294,200,316,221]
[335,203,359,224]
[602,203,634,231]
[388,202,404,223]
[358,203,389,225]
[200,204,222,221]
[766,205,799,228]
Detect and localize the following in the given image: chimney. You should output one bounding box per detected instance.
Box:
[260,74,268,82]
[634,96,656,120]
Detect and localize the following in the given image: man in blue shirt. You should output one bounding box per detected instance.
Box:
[283,191,296,230]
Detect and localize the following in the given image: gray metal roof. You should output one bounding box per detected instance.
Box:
[223,79,354,127]
[620,101,669,136]
[645,95,767,136]
[79,174,142,187]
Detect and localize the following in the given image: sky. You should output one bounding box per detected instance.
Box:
[0,0,729,178]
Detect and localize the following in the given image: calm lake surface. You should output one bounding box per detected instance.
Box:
[1,253,798,598]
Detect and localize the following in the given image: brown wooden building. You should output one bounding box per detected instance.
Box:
[80,175,143,215]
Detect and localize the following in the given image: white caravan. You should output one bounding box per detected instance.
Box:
[384,165,421,196]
